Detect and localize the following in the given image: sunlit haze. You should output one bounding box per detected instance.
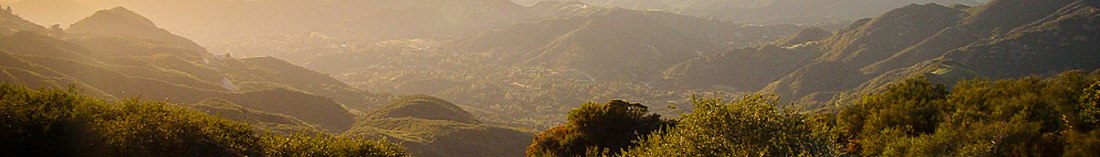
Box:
[1,0,1098,156]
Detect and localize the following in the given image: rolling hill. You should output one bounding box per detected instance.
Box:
[67,7,204,51]
[346,95,533,157]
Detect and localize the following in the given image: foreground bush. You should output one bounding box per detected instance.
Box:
[0,83,406,157]
[526,100,673,157]
[622,95,834,156]
[544,71,1100,156]
[837,71,1100,156]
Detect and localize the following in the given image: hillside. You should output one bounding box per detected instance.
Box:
[659,0,1100,106]
[516,0,984,24]
[184,99,321,133]
[221,56,390,111]
[862,0,1078,74]
[799,0,1098,104]
[363,95,480,124]
[67,7,204,51]
[938,0,1100,79]
[0,32,360,132]
[449,8,801,82]
[662,27,830,90]
[772,27,832,47]
[0,5,48,36]
[348,95,533,157]
[761,3,968,102]
[0,7,380,132]
[0,83,407,156]
[663,44,822,91]
[0,0,92,26]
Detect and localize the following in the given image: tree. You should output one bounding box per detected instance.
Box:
[623,95,834,156]
[526,100,673,157]
[836,77,950,155]
[836,71,1100,156]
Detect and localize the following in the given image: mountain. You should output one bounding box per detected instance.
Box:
[0,4,47,36]
[67,7,204,51]
[0,32,360,132]
[761,3,968,102]
[663,44,822,91]
[0,7,380,132]
[0,0,93,26]
[663,0,1100,106]
[660,27,831,90]
[862,0,1078,74]
[938,0,1100,79]
[449,8,801,82]
[346,95,533,157]
[665,3,965,96]
[64,0,540,43]
[518,0,986,24]
[816,0,1095,104]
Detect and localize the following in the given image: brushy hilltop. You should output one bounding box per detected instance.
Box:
[533,70,1100,156]
[0,83,407,157]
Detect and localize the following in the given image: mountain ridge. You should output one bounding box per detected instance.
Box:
[67,6,205,51]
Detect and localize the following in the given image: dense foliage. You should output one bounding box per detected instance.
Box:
[526,100,673,156]
[622,95,834,156]
[836,71,1100,156]
[527,71,1100,156]
[0,83,406,157]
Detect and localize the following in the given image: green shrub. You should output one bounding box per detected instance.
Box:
[0,83,406,157]
[622,95,834,156]
[527,100,673,157]
[837,77,950,156]
[836,71,1100,156]
[260,133,406,157]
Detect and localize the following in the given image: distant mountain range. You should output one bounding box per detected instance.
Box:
[0,0,984,49]
[667,0,1100,106]
[0,0,92,26]
[448,7,801,82]
[514,0,988,24]
[3,0,554,43]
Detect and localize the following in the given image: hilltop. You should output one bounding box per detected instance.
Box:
[349,95,533,157]
[0,4,47,36]
[67,7,204,51]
